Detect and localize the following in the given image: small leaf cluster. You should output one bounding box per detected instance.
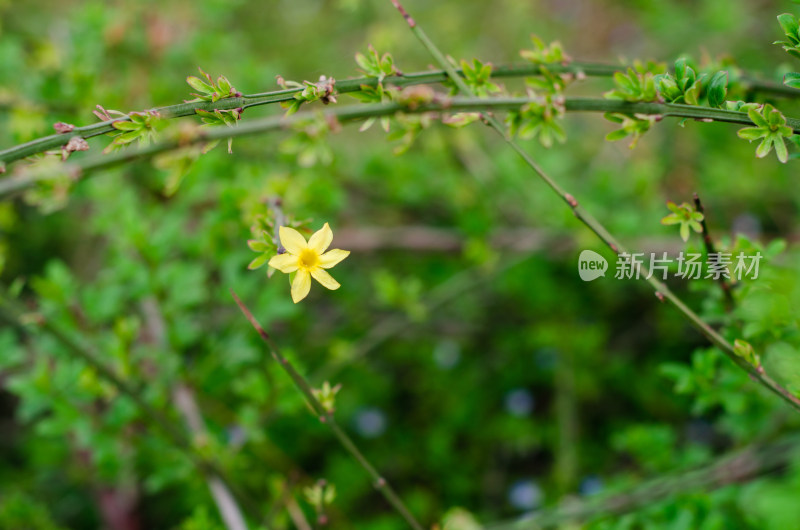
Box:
[660,348,745,416]
[605,67,659,102]
[506,96,566,148]
[186,68,241,102]
[508,39,572,148]
[442,58,502,98]
[604,112,658,149]
[350,48,439,151]
[312,381,342,413]
[519,35,570,64]
[780,14,800,91]
[655,59,728,108]
[277,75,337,116]
[104,110,165,153]
[195,108,241,154]
[350,46,399,131]
[725,101,760,113]
[520,37,576,94]
[603,67,663,145]
[304,480,336,524]
[737,103,793,163]
[525,66,573,94]
[246,238,274,273]
[661,200,704,242]
[733,339,761,370]
[350,83,395,132]
[776,13,800,61]
[247,209,309,278]
[354,44,397,82]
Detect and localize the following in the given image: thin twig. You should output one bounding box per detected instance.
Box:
[0,60,789,168]
[388,0,800,414]
[693,193,735,312]
[2,96,795,201]
[229,290,424,530]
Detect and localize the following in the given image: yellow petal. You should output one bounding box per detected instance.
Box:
[308,222,333,254]
[318,249,350,269]
[279,226,308,254]
[268,253,299,273]
[311,268,341,290]
[291,269,311,303]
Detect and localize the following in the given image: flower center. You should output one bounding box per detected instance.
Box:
[298,248,320,270]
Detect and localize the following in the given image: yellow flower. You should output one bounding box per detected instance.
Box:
[268,223,350,303]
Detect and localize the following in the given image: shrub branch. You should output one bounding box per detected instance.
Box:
[389,0,800,414]
[0,62,794,168]
[693,193,735,311]
[2,96,799,200]
[230,290,425,530]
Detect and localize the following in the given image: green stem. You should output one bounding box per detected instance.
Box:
[1,96,793,200]
[0,60,793,168]
[230,290,425,530]
[693,193,735,312]
[390,0,800,415]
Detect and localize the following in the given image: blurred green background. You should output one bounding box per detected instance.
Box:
[3,0,800,528]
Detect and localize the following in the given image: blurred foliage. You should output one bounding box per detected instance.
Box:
[3,0,800,529]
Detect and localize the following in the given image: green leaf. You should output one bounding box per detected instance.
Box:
[248,254,268,270]
[660,213,681,225]
[748,107,769,128]
[111,121,141,131]
[679,222,690,242]
[707,71,728,108]
[675,58,688,81]
[187,76,214,94]
[247,240,269,252]
[778,14,799,39]
[355,52,371,72]
[774,137,789,163]
[783,72,800,88]
[737,127,766,141]
[755,137,774,158]
[217,76,232,95]
[115,131,142,144]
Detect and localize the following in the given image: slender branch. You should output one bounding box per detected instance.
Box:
[0,293,262,521]
[0,63,611,168]
[486,434,800,529]
[230,290,424,530]
[0,58,793,168]
[389,0,800,414]
[693,193,735,312]
[2,95,796,201]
